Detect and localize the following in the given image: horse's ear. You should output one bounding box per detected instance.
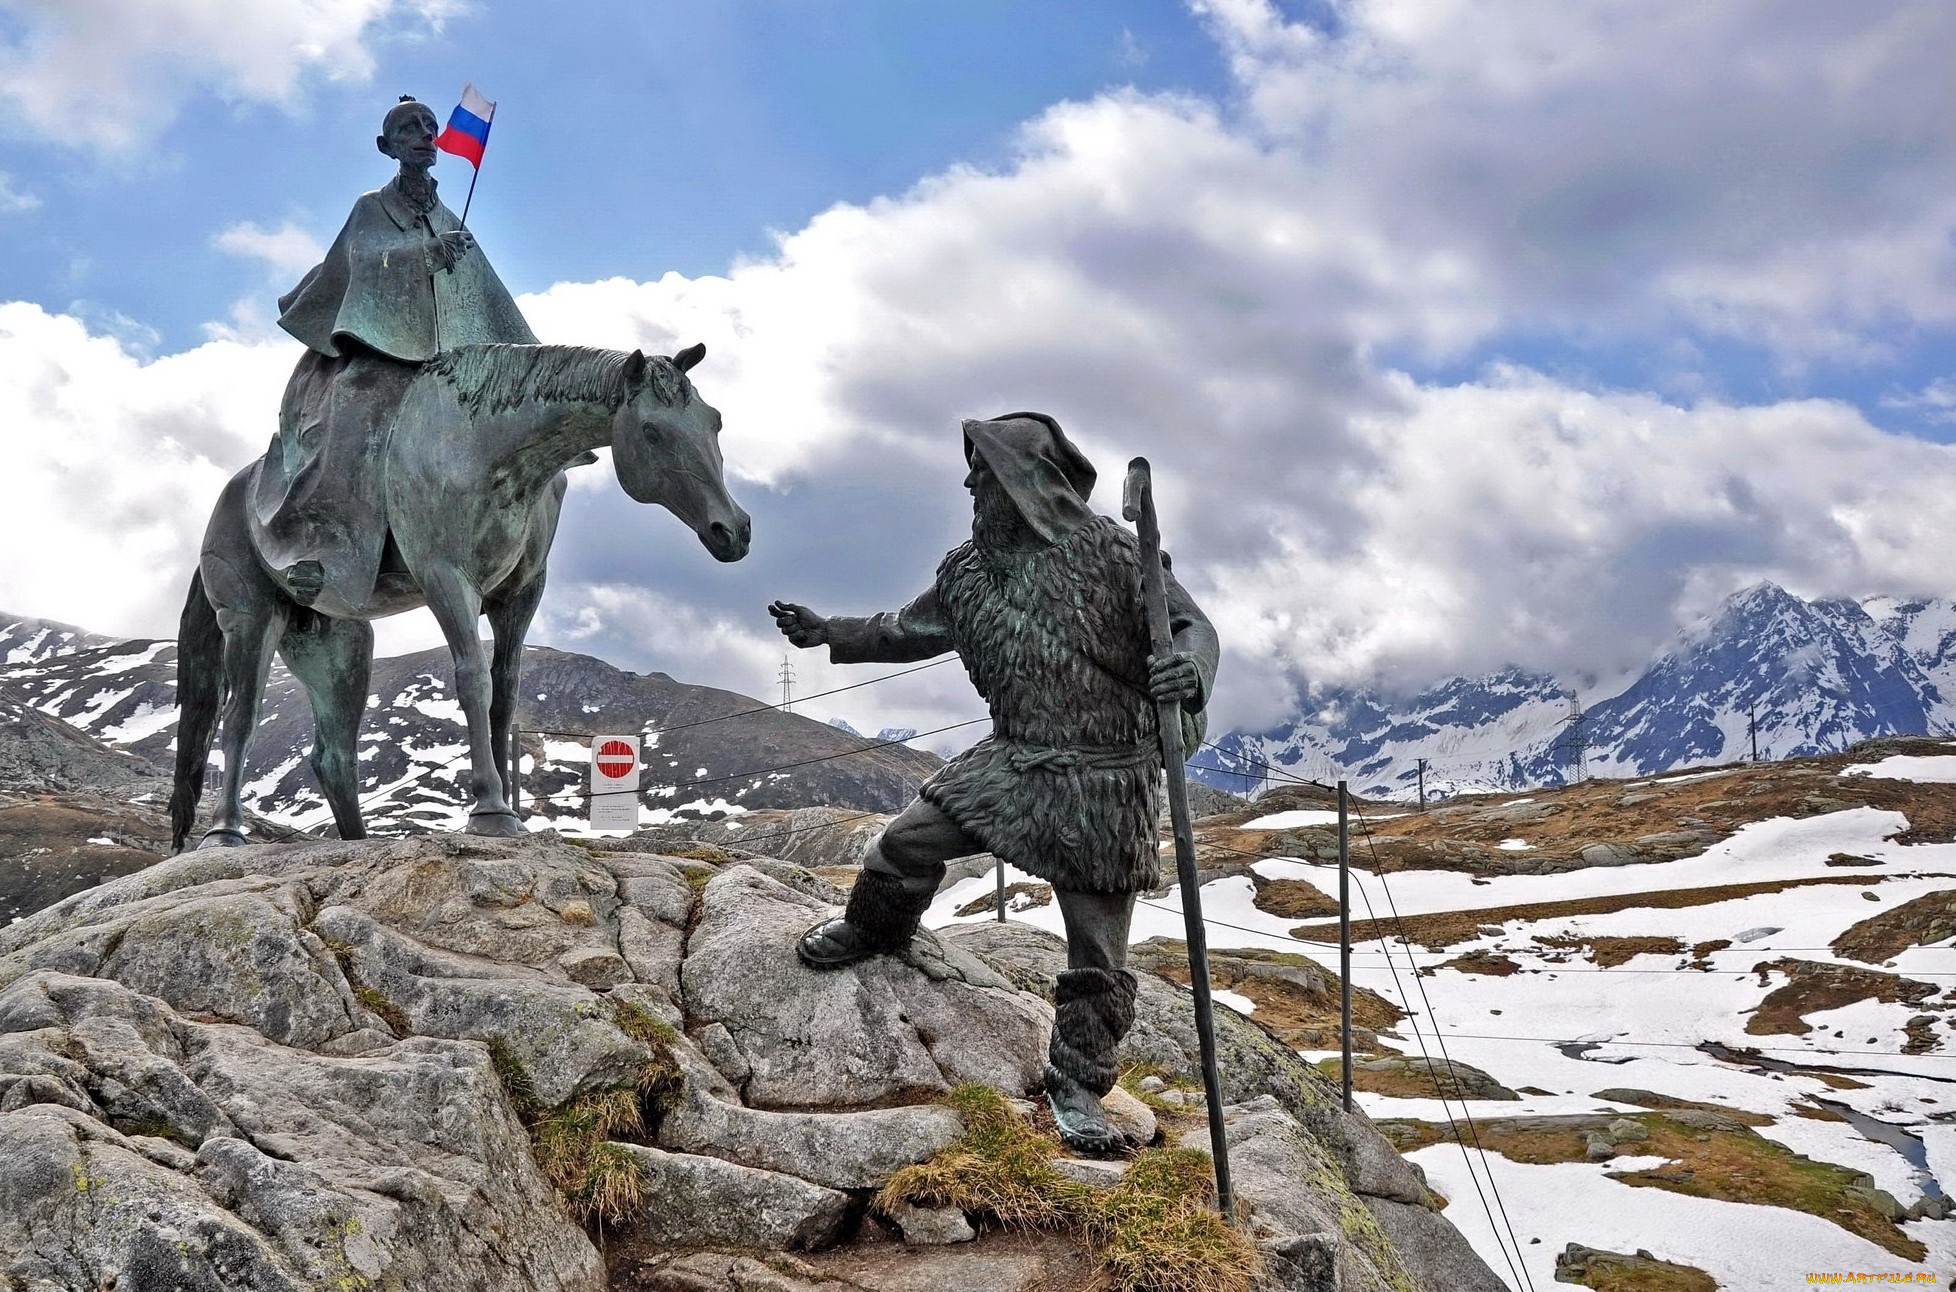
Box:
[672,342,706,373]
[623,350,648,385]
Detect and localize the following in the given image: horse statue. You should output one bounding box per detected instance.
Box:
[169,341,750,851]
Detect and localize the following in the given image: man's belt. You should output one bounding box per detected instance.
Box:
[1003,739,1157,775]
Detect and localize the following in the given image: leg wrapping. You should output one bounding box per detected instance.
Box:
[840,866,930,952]
[1047,967,1138,1097]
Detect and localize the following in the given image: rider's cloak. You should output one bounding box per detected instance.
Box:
[276,175,536,361]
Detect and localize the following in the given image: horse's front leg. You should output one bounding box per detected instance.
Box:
[487,571,548,809]
[420,564,521,836]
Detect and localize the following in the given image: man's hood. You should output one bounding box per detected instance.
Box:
[962,412,1097,545]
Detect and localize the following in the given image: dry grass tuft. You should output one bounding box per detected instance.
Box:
[353,985,412,1036]
[670,846,735,863]
[879,1084,1084,1227]
[879,1085,1262,1292]
[485,1025,679,1228]
[484,1035,540,1121]
[610,998,684,1114]
[531,1087,650,1225]
[1090,1150,1263,1292]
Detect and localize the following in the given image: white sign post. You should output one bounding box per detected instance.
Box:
[588,735,641,832]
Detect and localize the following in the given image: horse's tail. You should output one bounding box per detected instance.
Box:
[169,570,223,853]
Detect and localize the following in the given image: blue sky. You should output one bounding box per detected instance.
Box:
[5,0,1956,741]
[0,2,1234,351]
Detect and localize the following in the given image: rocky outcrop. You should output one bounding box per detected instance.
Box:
[0,832,1492,1292]
[944,920,1505,1292]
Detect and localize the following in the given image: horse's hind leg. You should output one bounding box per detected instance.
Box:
[281,613,374,840]
[197,550,290,847]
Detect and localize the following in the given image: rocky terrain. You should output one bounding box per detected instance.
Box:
[0,829,1497,1291]
[926,740,1956,1286]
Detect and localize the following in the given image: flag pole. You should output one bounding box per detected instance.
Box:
[459,99,493,227]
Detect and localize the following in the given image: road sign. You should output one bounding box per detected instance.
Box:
[589,734,640,832]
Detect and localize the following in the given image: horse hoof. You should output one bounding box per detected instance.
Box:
[466,811,525,838]
[197,828,250,849]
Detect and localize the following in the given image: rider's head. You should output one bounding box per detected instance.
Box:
[377,96,439,169]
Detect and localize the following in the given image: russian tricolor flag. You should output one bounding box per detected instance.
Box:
[435,83,494,169]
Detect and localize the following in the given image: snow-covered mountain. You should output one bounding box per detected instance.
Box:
[1197,582,1956,800]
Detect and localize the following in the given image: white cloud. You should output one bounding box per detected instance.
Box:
[0,302,291,637]
[0,172,39,213]
[1193,0,1956,356]
[1198,370,1956,723]
[502,1,1956,730]
[8,0,1956,750]
[1881,378,1956,426]
[212,221,325,277]
[0,0,460,150]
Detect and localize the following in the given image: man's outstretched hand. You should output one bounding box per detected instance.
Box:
[769,601,829,648]
[1149,651,1201,709]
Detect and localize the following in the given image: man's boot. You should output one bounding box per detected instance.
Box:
[797,868,930,970]
[1044,966,1139,1154]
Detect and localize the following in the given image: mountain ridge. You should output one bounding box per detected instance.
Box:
[1194,581,1956,800]
[0,618,942,838]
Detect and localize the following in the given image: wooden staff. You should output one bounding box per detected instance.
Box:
[1123,457,1234,1220]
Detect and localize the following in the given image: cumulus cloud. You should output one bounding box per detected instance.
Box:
[1882,378,1956,426]
[1194,0,1956,356]
[0,302,292,637]
[0,0,459,150]
[8,0,1956,751]
[503,0,1956,733]
[212,221,326,277]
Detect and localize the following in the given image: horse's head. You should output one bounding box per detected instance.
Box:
[610,344,751,563]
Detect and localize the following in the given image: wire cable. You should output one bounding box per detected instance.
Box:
[1347,798,1538,1292]
[520,656,959,741]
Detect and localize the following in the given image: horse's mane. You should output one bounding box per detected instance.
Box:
[424,344,684,418]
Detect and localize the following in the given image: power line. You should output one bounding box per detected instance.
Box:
[522,656,959,741]
[1347,800,1537,1292]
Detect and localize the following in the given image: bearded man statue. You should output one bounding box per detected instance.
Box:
[769,413,1218,1153]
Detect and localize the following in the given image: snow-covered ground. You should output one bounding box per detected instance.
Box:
[924,779,1956,1286]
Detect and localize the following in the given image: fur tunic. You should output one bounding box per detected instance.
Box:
[876,516,1186,893]
[822,417,1217,894]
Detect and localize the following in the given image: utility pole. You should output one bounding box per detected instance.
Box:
[1748,703,1759,762]
[1416,758,1428,812]
[778,655,796,713]
[1338,780,1353,1112]
[1563,692,1588,783]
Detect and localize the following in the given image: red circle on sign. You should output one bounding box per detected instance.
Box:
[596,740,635,779]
